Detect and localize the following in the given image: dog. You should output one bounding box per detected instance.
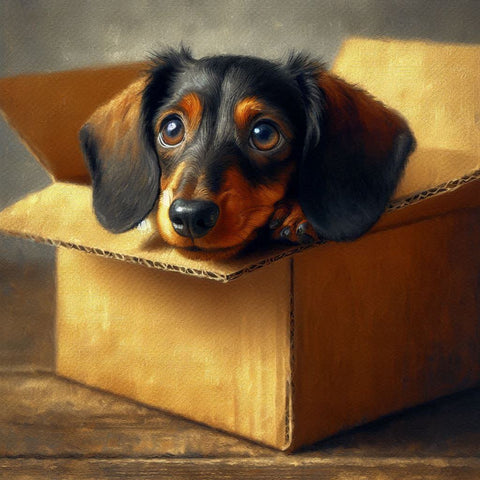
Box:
[80,48,415,259]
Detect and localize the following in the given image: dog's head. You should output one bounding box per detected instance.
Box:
[80,48,415,258]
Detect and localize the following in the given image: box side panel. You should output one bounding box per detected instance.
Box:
[56,250,291,448]
[291,207,480,449]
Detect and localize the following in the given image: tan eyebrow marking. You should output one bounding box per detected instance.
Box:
[155,92,203,140]
[178,92,203,131]
[234,96,294,141]
[234,96,266,130]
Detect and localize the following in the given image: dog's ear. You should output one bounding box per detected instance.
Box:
[288,56,415,241]
[80,78,160,233]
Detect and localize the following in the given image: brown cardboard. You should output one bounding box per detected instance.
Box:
[0,38,479,450]
[56,248,292,448]
[333,39,480,198]
[55,206,480,450]
[0,62,146,183]
[291,206,480,449]
[0,182,310,281]
[0,174,478,282]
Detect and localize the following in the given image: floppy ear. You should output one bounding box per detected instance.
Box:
[295,65,415,241]
[80,78,160,233]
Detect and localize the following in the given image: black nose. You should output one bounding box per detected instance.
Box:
[169,199,220,238]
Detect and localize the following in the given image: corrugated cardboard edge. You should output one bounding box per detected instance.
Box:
[0,226,320,283]
[283,258,296,450]
[386,169,480,212]
[1,169,478,283]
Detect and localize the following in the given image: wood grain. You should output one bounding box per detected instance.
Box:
[2,457,480,480]
[0,372,479,478]
[0,258,55,370]
[0,372,269,458]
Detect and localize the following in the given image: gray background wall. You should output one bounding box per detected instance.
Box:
[1,0,479,370]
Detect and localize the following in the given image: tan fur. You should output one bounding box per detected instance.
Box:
[233,97,266,131]
[178,92,203,132]
[234,97,293,141]
[87,78,148,166]
[155,164,292,257]
[156,163,191,248]
[154,92,203,143]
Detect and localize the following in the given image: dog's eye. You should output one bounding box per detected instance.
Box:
[249,121,281,151]
[159,115,185,147]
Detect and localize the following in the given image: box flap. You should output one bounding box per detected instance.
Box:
[0,38,479,281]
[0,63,146,182]
[0,182,308,282]
[333,38,480,201]
[0,177,478,283]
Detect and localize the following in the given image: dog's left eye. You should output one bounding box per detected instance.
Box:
[159,115,185,147]
[249,121,281,151]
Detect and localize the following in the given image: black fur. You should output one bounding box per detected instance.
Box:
[80,116,159,234]
[81,49,415,243]
[300,129,414,240]
[142,52,308,189]
[292,59,415,240]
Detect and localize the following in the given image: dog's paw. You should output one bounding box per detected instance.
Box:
[269,201,319,245]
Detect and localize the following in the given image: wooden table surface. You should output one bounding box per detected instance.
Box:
[0,371,479,479]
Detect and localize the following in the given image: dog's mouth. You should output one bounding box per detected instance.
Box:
[176,225,273,260]
[155,192,277,259]
[185,245,202,252]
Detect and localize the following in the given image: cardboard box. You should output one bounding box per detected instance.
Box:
[0,38,479,451]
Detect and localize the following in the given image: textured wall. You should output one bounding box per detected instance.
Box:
[1,0,479,370]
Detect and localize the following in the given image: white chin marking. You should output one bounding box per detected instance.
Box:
[136,218,152,232]
[160,189,173,208]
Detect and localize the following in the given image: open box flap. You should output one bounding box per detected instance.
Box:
[0,62,146,182]
[333,38,480,197]
[0,182,311,282]
[0,38,479,281]
[0,174,478,282]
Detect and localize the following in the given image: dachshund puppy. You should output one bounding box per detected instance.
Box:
[80,48,415,259]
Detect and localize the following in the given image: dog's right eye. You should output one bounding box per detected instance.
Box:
[158,115,185,147]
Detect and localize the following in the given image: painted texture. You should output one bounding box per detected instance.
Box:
[1,0,480,370]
